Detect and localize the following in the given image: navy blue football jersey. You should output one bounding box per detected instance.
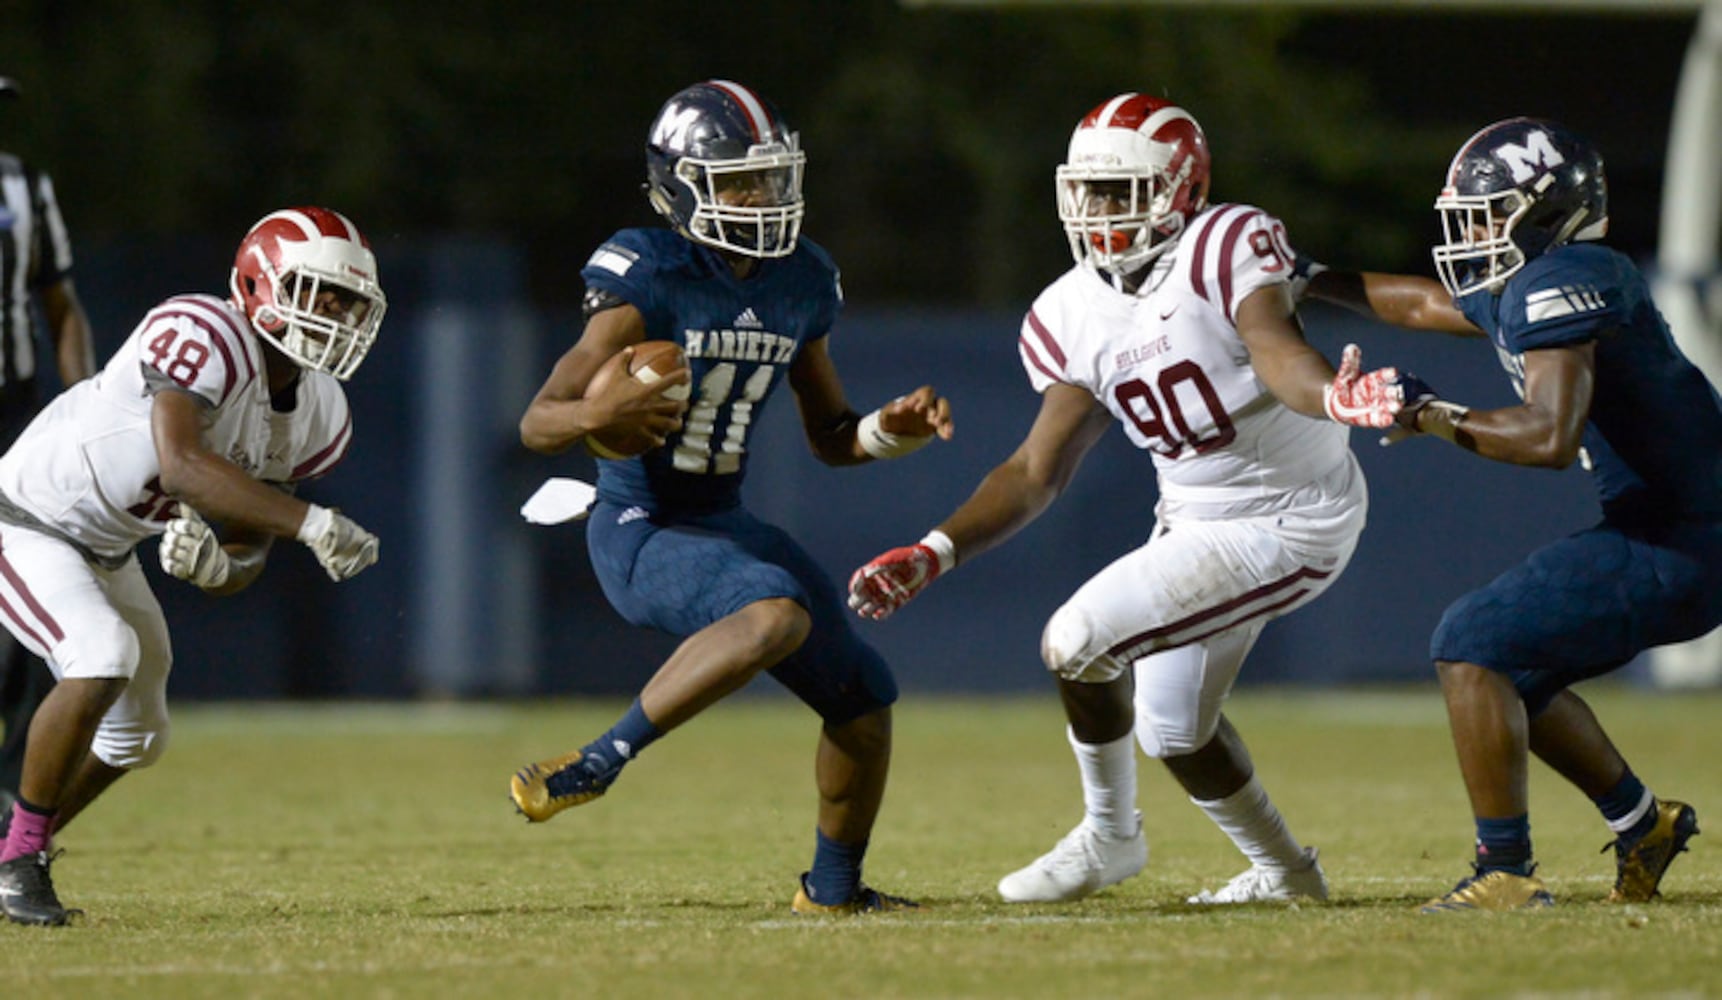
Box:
[579,228,842,512]
[1457,244,1722,522]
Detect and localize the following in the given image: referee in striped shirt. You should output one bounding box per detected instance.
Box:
[0,76,96,818]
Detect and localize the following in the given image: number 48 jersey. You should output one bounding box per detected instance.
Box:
[1019,203,1350,512]
[0,293,352,562]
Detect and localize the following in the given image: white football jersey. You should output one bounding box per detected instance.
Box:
[1019,203,1349,511]
[0,293,352,560]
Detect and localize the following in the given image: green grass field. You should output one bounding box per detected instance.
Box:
[3,686,1721,998]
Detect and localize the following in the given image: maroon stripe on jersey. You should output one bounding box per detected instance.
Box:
[1214,209,1263,325]
[291,412,353,480]
[0,540,66,647]
[1186,208,1223,307]
[1024,309,1068,370]
[1105,564,1331,659]
[1018,336,1064,384]
[172,295,259,387]
[150,297,254,404]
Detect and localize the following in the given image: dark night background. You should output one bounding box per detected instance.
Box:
[0,3,1711,698]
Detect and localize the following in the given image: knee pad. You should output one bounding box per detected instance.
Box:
[1041,604,1124,682]
[53,617,141,681]
[1133,710,1211,761]
[1131,646,1221,760]
[92,719,170,770]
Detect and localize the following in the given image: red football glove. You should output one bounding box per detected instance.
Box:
[1322,343,1403,430]
[848,543,944,621]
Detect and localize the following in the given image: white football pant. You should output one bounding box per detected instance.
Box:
[1040,457,1365,759]
[0,522,172,769]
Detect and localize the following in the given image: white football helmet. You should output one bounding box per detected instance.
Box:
[1057,94,1211,276]
[229,207,386,380]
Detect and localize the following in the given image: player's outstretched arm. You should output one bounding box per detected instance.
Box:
[1394,341,1592,464]
[849,383,1107,620]
[1297,256,1483,337]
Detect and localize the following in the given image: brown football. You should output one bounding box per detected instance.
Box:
[584,340,690,459]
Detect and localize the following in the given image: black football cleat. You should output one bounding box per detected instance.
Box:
[0,850,80,927]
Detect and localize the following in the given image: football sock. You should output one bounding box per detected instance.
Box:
[586,699,663,772]
[1473,815,1533,875]
[1068,727,1138,840]
[0,797,54,864]
[804,829,866,904]
[1593,771,1656,840]
[1190,775,1306,871]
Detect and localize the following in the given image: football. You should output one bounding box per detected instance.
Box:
[584,340,690,459]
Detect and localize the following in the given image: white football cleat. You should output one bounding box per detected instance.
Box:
[1187,846,1328,904]
[997,813,1147,903]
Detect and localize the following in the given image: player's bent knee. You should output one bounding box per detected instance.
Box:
[740,597,812,664]
[54,618,142,681]
[1041,605,1123,683]
[92,724,170,770]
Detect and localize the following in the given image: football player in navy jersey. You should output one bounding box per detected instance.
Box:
[1301,118,1722,911]
[511,80,952,915]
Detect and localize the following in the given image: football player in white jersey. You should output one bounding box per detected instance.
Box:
[850,94,1415,905]
[0,206,385,926]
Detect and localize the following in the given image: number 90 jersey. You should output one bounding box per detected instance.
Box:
[580,227,840,513]
[0,293,353,561]
[1019,204,1350,511]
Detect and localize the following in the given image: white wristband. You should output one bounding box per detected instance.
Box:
[920,529,957,574]
[297,503,333,544]
[858,408,932,460]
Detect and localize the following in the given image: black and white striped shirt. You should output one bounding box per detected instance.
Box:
[0,152,73,393]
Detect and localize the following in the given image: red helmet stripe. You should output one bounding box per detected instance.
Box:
[253,207,360,242]
[1088,93,1141,128]
[708,79,771,142]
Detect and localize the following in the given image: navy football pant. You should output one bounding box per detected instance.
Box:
[1431,518,1722,716]
[586,501,897,726]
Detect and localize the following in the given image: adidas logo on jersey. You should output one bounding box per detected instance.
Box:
[734,307,763,329]
[618,506,649,526]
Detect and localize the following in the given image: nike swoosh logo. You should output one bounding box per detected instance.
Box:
[1159,305,1180,321]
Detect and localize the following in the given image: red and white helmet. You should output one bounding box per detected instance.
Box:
[228,207,386,380]
[1057,94,1211,276]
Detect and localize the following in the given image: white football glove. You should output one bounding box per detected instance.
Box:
[297,504,380,582]
[158,504,230,590]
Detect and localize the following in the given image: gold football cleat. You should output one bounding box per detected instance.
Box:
[1421,868,1554,913]
[791,875,920,916]
[510,750,613,822]
[1606,799,1699,903]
